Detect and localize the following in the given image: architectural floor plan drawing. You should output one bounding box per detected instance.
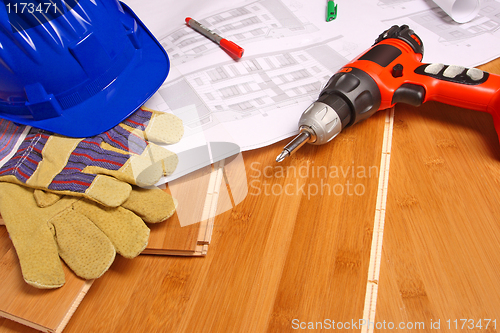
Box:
[119,0,500,182]
[155,38,347,135]
[145,36,355,183]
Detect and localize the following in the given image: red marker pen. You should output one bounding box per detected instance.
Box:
[185,17,244,59]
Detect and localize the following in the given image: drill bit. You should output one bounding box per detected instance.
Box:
[276,131,311,162]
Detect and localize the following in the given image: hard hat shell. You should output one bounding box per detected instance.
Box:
[0,0,169,137]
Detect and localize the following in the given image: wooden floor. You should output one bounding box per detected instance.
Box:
[2,59,500,332]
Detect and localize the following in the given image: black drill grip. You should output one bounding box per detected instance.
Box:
[319,68,381,128]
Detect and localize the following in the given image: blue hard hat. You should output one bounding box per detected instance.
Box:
[0,0,169,137]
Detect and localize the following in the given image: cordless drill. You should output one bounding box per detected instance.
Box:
[276,25,500,162]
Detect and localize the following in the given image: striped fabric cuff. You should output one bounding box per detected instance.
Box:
[0,119,29,169]
[0,128,48,183]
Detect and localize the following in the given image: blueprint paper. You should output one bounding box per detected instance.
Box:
[432,0,480,23]
[122,0,500,183]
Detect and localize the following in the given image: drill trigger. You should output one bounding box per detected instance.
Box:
[392,83,425,107]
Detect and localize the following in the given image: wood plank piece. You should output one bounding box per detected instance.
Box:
[265,112,386,332]
[144,160,226,256]
[375,60,500,331]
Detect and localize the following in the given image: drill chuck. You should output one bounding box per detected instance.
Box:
[275,101,343,162]
[299,101,343,145]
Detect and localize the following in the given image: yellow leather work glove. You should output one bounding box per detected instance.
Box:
[0,182,175,289]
